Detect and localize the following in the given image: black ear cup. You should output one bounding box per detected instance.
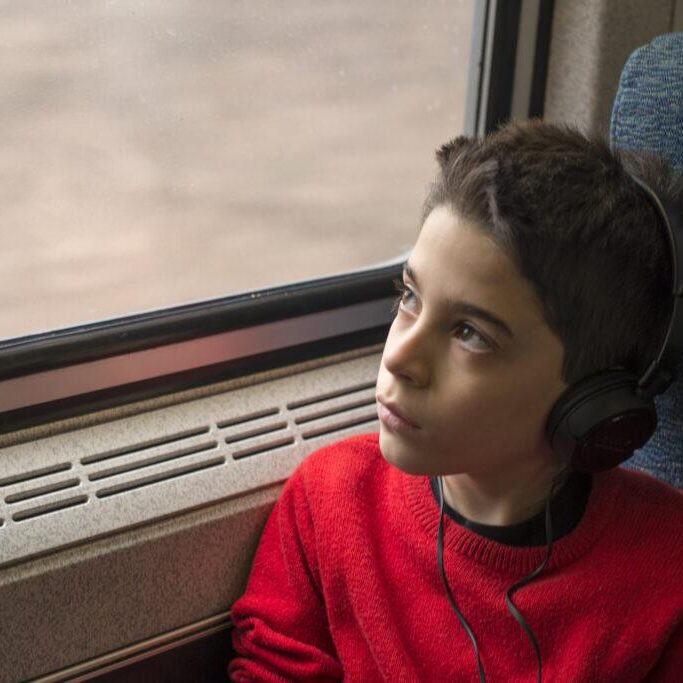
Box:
[546,370,658,473]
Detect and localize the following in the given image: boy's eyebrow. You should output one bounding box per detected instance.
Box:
[403,262,515,338]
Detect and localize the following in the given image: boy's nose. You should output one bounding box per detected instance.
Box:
[382,320,433,388]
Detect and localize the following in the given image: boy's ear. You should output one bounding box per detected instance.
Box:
[436,136,474,173]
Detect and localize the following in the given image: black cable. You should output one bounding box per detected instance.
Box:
[504,468,567,683]
[437,476,487,682]
[437,469,568,683]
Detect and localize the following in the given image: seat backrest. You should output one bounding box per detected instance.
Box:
[610,32,683,487]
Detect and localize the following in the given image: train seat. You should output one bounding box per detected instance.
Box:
[610,32,683,488]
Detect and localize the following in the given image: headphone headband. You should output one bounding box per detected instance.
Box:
[631,176,683,398]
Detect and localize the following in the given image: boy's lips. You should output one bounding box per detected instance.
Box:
[376,396,421,430]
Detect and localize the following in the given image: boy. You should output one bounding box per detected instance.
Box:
[229,121,683,681]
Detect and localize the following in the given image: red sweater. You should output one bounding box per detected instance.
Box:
[229,433,683,682]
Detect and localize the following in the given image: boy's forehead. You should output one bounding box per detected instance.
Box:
[410,206,547,329]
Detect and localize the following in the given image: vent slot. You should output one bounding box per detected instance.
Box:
[302,414,378,440]
[81,426,211,465]
[5,478,81,504]
[232,436,296,460]
[294,397,377,425]
[13,495,89,522]
[96,456,226,498]
[217,408,280,429]
[224,421,288,445]
[0,351,382,568]
[287,381,376,410]
[88,441,218,482]
[0,462,72,488]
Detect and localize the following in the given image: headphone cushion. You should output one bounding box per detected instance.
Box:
[546,370,657,473]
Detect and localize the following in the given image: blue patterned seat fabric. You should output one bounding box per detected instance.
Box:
[610,32,683,487]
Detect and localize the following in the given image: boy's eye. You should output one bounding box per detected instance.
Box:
[392,279,493,352]
[453,322,491,352]
[392,279,417,313]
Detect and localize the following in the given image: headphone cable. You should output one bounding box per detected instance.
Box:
[437,468,568,683]
[504,468,566,683]
[437,476,487,682]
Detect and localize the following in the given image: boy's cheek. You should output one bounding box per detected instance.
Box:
[375,362,393,398]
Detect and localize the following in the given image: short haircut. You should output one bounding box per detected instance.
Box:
[424,120,682,384]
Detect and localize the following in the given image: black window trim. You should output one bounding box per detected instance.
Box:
[0,258,402,435]
[0,0,555,436]
[0,258,405,382]
[471,0,555,134]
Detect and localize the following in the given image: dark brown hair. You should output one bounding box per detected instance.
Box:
[424,120,682,383]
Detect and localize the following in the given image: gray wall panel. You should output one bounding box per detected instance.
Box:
[544,0,674,134]
[0,350,381,681]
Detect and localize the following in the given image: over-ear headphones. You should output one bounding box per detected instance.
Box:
[546,175,683,473]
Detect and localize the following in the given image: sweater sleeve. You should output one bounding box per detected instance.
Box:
[228,467,343,682]
[644,620,683,682]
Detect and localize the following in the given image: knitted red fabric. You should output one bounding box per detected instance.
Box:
[229,433,683,682]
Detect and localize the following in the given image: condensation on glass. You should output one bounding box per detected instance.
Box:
[1,0,474,339]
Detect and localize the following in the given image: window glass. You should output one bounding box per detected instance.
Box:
[1,0,475,340]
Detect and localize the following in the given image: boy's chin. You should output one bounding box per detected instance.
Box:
[378,429,431,476]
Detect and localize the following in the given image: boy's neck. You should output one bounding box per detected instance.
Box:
[440,460,569,527]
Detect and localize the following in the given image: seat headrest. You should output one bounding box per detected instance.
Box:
[611,33,683,172]
[610,32,683,487]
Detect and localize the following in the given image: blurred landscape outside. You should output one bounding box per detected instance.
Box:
[0,0,474,340]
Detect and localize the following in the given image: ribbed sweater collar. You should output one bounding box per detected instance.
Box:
[403,467,622,576]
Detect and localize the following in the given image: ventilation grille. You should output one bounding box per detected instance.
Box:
[0,354,380,566]
[0,463,82,523]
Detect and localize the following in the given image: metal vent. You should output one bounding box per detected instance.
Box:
[81,426,212,465]
[0,353,380,567]
[1,463,84,523]
[290,381,378,440]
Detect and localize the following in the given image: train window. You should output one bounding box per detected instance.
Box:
[1,0,475,341]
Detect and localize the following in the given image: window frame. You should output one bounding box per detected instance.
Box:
[0,0,554,435]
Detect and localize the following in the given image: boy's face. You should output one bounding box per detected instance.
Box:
[376,205,567,477]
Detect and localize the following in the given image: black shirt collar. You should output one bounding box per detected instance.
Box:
[429,470,592,547]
